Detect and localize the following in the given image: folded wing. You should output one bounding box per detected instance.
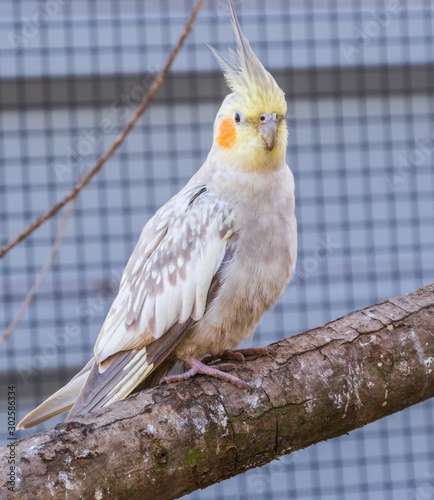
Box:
[67,185,236,418]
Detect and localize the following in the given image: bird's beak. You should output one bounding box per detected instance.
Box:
[258,114,278,151]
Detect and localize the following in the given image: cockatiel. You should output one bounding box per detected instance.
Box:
[17,0,297,430]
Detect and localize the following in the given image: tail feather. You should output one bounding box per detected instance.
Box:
[66,318,195,420]
[17,359,94,430]
[67,349,154,419]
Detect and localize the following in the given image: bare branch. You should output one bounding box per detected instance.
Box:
[2,285,434,499]
[0,0,205,260]
[0,201,75,348]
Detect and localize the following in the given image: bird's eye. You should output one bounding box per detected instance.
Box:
[234,112,241,123]
[259,114,267,123]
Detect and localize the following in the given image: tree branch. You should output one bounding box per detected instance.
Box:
[0,0,205,260]
[2,285,434,499]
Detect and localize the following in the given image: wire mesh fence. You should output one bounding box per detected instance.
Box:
[1,1,433,499]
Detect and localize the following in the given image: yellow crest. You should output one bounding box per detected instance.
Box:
[208,0,287,118]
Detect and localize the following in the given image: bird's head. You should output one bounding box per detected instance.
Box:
[209,1,288,172]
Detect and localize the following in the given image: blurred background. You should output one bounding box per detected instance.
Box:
[1,1,433,499]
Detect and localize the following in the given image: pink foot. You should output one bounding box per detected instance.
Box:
[202,346,276,365]
[160,356,250,390]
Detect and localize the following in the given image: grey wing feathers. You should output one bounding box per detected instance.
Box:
[66,185,236,419]
[94,185,236,365]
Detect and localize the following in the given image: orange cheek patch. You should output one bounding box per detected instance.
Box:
[217,118,237,149]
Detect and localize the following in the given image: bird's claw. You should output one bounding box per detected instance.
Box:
[202,346,276,365]
[202,350,244,364]
[160,356,250,390]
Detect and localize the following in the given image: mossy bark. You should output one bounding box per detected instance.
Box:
[1,285,434,500]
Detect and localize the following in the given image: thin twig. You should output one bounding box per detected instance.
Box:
[0,0,205,260]
[0,202,75,348]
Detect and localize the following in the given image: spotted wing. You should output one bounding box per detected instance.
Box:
[66,186,236,418]
[95,185,235,363]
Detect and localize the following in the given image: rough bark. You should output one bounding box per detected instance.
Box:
[1,285,434,500]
